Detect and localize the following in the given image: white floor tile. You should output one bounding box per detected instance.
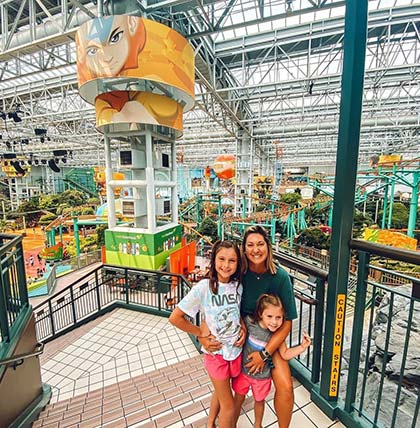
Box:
[290,410,317,428]
[294,385,311,408]
[301,403,335,428]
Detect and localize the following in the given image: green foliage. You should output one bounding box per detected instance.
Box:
[81,207,95,215]
[378,202,409,229]
[60,190,87,207]
[280,192,302,206]
[353,210,374,238]
[39,213,57,225]
[297,228,330,250]
[39,194,62,212]
[14,197,43,225]
[66,235,98,257]
[96,224,108,247]
[198,217,219,242]
[87,197,101,205]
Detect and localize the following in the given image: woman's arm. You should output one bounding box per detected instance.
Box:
[265,319,292,355]
[244,320,292,373]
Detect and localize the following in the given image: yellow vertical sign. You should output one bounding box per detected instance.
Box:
[329,294,346,396]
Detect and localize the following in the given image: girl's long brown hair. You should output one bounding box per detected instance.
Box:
[242,225,276,275]
[209,240,242,294]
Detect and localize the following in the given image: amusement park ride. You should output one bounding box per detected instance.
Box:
[25,149,419,298]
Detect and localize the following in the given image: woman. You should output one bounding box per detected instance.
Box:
[241,225,297,428]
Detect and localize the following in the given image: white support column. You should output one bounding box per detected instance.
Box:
[171,139,178,224]
[145,131,156,232]
[104,135,116,229]
[234,129,253,216]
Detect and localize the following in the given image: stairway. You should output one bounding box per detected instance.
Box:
[33,355,214,428]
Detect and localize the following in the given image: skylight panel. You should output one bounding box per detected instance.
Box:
[243,5,258,21]
[315,9,332,20]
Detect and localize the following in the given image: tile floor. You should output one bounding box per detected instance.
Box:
[40,307,346,427]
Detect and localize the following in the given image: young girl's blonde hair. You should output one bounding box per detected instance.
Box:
[252,293,284,323]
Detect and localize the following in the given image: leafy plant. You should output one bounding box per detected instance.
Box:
[198,217,219,242]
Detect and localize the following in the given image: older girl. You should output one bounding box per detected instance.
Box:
[169,240,245,428]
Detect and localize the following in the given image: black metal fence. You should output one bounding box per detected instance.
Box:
[33,264,191,342]
[0,234,29,355]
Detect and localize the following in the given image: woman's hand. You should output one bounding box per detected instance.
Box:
[234,324,247,347]
[244,351,265,374]
[198,334,222,353]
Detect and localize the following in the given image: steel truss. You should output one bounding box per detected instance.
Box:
[0,0,418,170]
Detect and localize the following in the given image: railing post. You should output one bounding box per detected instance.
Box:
[70,286,77,324]
[16,241,29,307]
[344,250,370,412]
[48,299,55,337]
[95,270,101,311]
[125,268,129,305]
[156,274,161,311]
[311,277,325,384]
[0,272,10,343]
[313,0,368,415]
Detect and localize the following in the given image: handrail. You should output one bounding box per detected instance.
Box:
[0,343,44,369]
[350,239,420,265]
[0,233,23,253]
[273,249,329,280]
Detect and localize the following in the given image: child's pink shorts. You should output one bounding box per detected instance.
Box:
[232,372,272,402]
[203,353,242,380]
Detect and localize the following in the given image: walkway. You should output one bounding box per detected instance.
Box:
[34,307,345,428]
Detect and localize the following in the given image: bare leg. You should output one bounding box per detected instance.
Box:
[271,351,294,428]
[233,393,246,422]
[207,393,220,428]
[209,376,235,428]
[254,400,265,428]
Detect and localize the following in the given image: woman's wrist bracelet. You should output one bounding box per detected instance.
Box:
[197,333,211,339]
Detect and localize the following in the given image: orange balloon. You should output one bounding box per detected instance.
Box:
[213,154,235,179]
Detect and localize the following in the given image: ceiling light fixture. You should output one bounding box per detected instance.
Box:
[286,0,293,15]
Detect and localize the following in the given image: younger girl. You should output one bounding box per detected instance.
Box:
[169,240,245,428]
[233,294,311,428]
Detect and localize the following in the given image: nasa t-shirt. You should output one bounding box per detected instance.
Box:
[177,278,242,361]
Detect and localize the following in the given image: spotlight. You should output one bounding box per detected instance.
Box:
[28,160,33,165]
[34,159,39,165]
[61,158,67,164]
[40,137,45,143]
[286,0,293,15]
[48,159,60,173]
[8,112,22,123]
[41,159,47,165]
[11,161,25,175]
[3,153,16,159]
[52,150,67,157]
[0,112,6,120]
[34,128,47,136]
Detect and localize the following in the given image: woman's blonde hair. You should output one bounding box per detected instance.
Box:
[253,293,284,323]
[242,225,276,274]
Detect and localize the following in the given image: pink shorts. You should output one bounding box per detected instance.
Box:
[232,372,272,402]
[203,353,242,380]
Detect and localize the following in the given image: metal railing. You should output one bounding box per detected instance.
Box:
[340,240,420,428]
[33,264,192,342]
[0,234,29,354]
[273,249,327,385]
